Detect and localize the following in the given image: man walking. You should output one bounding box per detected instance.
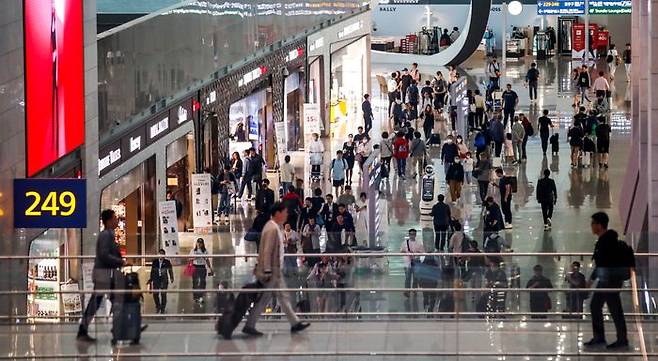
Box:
[77,209,125,342]
[487,57,501,91]
[446,156,464,202]
[362,94,373,134]
[623,43,631,81]
[501,84,518,127]
[536,169,557,229]
[496,168,513,229]
[147,249,174,314]
[243,202,310,336]
[511,117,525,164]
[525,63,539,102]
[431,194,452,251]
[400,228,425,297]
[584,212,632,349]
[330,150,348,196]
[538,109,553,155]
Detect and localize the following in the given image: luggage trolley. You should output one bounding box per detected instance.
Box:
[309,150,324,183]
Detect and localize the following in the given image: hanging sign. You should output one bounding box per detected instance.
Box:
[303,103,321,135]
[14,178,87,228]
[158,200,180,255]
[191,174,213,229]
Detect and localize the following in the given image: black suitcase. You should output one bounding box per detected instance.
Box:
[428,133,441,145]
[217,281,263,339]
[112,301,142,344]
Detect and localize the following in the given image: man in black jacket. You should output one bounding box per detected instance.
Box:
[431,194,452,251]
[584,212,629,349]
[446,156,464,202]
[250,148,265,193]
[237,151,253,200]
[536,169,557,229]
[77,209,125,342]
[148,249,174,313]
[255,179,275,214]
[362,94,373,134]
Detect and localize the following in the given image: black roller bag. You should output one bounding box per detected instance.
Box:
[112,270,142,345]
[216,281,263,339]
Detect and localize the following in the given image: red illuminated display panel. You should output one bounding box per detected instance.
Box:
[24,0,85,176]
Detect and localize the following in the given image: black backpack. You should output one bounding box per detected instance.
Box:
[616,240,636,281]
[606,54,614,63]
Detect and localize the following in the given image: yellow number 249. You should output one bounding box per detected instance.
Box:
[25,191,76,217]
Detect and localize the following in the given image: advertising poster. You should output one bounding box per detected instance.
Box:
[191,174,213,229]
[158,201,180,255]
[303,103,321,135]
[24,0,85,176]
[275,121,287,167]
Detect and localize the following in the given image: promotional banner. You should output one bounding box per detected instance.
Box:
[191,174,213,229]
[275,121,287,166]
[158,201,180,255]
[24,0,85,176]
[303,103,322,135]
[14,178,87,228]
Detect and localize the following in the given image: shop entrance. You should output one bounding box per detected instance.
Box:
[229,87,274,168]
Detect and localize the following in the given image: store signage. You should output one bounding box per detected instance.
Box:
[191,174,213,229]
[206,90,217,105]
[24,0,85,176]
[158,200,180,255]
[338,21,363,38]
[98,141,122,176]
[13,178,87,228]
[303,103,321,135]
[120,125,146,161]
[149,117,169,139]
[589,1,631,14]
[309,37,324,51]
[537,1,585,15]
[146,111,171,145]
[285,48,304,62]
[274,121,287,167]
[171,100,193,128]
[238,66,268,87]
[129,136,141,152]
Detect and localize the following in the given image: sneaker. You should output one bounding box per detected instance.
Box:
[242,326,264,337]
[544,224,549,230]
[504,223,513,229]
[606,340,629,349]
[583,338,607,347]
[291,322,311,333]
[547,218,552,227]
[76,333,96,343]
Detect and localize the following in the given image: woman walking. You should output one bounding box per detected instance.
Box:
[189,238,214,303]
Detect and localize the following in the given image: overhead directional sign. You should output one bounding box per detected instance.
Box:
[537,1,585,15]
[589,0,631,14]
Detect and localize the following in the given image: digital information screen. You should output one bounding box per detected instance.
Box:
[537,1,585,15]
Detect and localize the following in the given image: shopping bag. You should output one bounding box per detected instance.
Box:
[183,262,195,277]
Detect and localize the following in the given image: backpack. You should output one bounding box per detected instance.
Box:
[474,133,486,149]
[606,54,614,63]
[523,120,534,137]
[615,240,636,281]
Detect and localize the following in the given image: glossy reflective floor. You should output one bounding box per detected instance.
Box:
[5,54,645,359]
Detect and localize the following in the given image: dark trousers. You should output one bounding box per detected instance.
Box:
[478,180,489,202]
[521,136,528,159]
[501,197,512,224]
[503,108,514,127]
[540,202,553,225]
[434,225,450,251]
[79,293,108,334]
[590,289,627,342]
[404,266,419,290]
[528,82,538,100]
[364,116,372,134]
[397,158,406,177]
[388,92,396,115]
[192,266,207,300]
[381,157,392,178]
[494,141,503,157]
[238,176,253,197]
[424,126,432,141]
[152,282,168,311]
[475,108,485,127]
[540,132,549,154]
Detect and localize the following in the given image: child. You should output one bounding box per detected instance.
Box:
[504,133,515,165]
[582,135,596,168]
[462,152,474,185]
[550,132,560,156]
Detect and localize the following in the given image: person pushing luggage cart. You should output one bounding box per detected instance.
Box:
[308,133,325,183]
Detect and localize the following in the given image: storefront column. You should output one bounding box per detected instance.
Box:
[82,0,100,271]
[155,149,168,208]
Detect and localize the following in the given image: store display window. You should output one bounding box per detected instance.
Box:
[27,229,81,322]
[330,36,368,154]
[229,89,268,158]
[100,157,157,261]
[284,70,306,151]
[166,132,196,230]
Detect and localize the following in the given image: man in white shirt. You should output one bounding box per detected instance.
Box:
[592,71,610,99]
[279,155,295,194]
[400,228,426,297]
[387,72,399,116]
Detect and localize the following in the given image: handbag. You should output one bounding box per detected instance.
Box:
[183,261,195,277]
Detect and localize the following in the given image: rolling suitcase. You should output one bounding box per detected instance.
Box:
[217,281,263,340]
[111,269,143,345]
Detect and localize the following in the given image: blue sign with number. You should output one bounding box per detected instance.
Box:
[537,1,585,15]
[14,179,87,228]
